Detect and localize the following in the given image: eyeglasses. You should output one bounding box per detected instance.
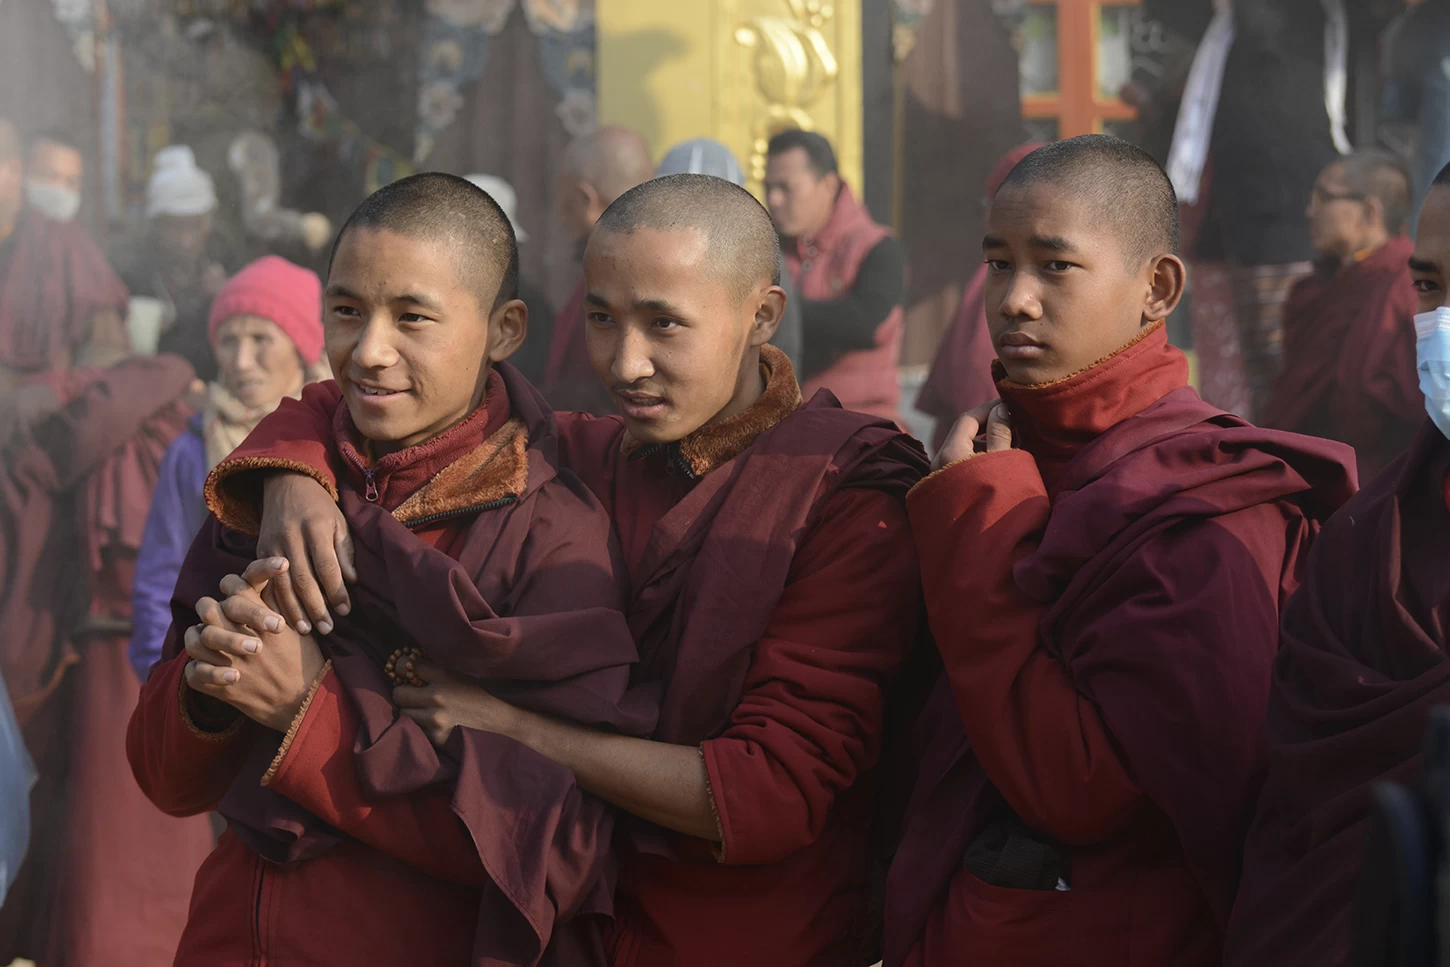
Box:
[1311,186,1367,206]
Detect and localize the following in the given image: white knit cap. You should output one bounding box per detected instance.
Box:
[464,173,528,242]
[146,145,217,218]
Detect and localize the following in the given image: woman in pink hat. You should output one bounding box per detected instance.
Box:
[128,255,329,680]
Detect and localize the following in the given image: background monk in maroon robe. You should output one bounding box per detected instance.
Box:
[203,173,927,966]
[128,174,649,966]
[1264,150,1424,480]
[885,137,1357,967]
[0,354,213,967]
[542,125,654,416]
[1224,161,1450,967]
[0,120,129,404]
[917,142,1045,451]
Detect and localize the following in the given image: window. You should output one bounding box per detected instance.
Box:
[1019,0,1140,139]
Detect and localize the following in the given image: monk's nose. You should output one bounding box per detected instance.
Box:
[352,318,399,370]
[611,326,654,384]
[999,274,1042,320]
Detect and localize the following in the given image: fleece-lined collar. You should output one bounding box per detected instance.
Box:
[620,344,803,479]
[332,368,527,527]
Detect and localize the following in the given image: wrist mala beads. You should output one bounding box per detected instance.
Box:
[384,647,426,687]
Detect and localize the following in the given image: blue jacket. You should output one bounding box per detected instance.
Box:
[128,415,208,681]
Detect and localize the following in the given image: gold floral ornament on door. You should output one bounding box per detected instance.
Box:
[734,0,840,185]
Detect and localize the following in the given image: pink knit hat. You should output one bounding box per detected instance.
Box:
[207,255,324,364]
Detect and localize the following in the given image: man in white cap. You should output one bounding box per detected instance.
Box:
[465,172,556,384]
[115,145,227,383]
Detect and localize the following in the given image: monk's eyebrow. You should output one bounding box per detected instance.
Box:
[395,292,445,313]
[982,234,1006,251]
[1409,256,1441,274]
[633,298,686,316]
[325,283,362,300]
[1028,234,1076,254]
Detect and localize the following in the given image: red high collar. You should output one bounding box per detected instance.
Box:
[332,368,510,512]
[996,322,1189,493]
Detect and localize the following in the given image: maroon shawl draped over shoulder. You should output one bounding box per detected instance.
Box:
[886,387,1356,965]
[0,354,199,967]
[0,355,194,716]
[0,213,129,372]
[161,367,655,966]
[1263,237,1422,480]
[618,389,927,857]
[1225,421,1450,967]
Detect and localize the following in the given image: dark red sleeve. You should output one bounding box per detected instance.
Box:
[204,380,343,534]
[126,651,253,817]
[263,666,486,887]
[701,488,920,866]
[906,451,1145,846]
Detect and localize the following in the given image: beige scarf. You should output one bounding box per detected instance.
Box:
[202,358,330,470]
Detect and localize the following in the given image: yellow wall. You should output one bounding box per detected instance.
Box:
[597,0,862,200]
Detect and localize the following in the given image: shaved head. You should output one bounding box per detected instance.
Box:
[592,173,781,301]
[331,172,518,309]
[998,135,1180,267]
[1337,150,1413,234]
[564,126,656,207]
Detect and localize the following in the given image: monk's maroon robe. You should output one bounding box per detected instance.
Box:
[0,211,129,374]
[887,324,1357,966]
[0,355,210,967]
[1263,236,1422,481]
[129,365,651,967]
[206,347,929,965]
[1225,420,1450,966]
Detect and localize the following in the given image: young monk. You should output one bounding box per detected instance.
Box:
[883,135,1358,966]
[201,173,927,965]
[126,173,650,966]
[1224,162,1450,966]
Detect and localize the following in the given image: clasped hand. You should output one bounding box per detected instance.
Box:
[194,553,520,748]
[185,557,326,733]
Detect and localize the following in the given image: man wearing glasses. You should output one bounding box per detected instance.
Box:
[1262,150,1424,481]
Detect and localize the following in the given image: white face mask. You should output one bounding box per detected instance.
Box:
[1415,306,1450,441]
[24,180,81,223]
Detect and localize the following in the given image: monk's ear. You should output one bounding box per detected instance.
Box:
[748,285,786,348]
[580,180,605,222]
[1142,253,1187,325]
[486,299,528,364]
[1364,195,1388,233]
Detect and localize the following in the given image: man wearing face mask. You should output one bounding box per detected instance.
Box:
[1226,159,1450,967]
[0,121,129,396]
[24,130,86,225]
